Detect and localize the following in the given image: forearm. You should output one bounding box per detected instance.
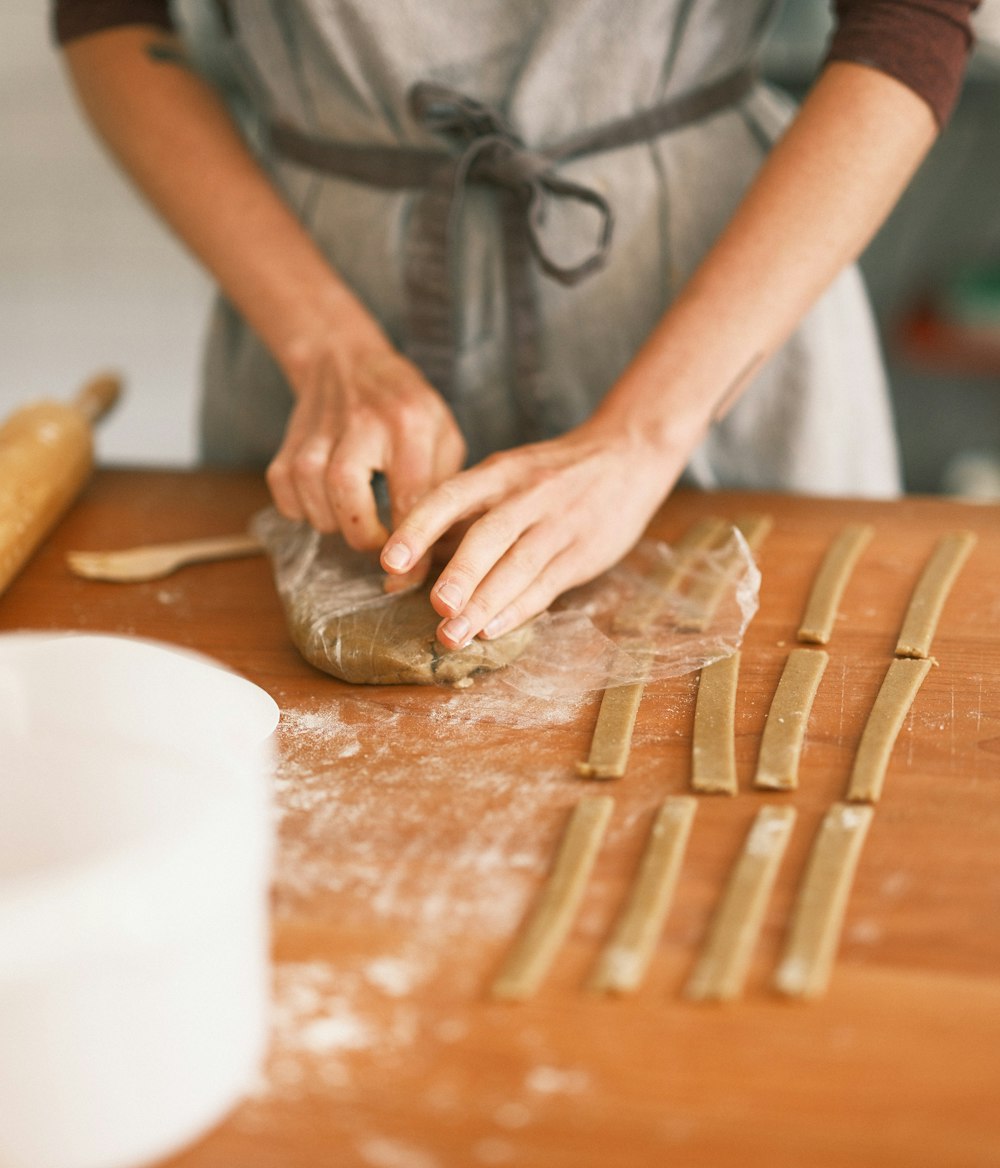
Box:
[63,26,466,546]
[61,26,382,379]
[593,61,938,453]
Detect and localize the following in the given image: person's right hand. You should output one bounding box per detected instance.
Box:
[266,327,467,571]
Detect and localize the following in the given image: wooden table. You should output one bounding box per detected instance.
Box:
[4,469,1000,1168]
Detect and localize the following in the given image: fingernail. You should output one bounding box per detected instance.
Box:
[441,616,471,647]
[434,581,463,613]
[482,613,510,640]
[382,543,411,571]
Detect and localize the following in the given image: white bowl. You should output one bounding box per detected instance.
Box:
[0,633,279,1168]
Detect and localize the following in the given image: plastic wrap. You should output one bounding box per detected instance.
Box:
[253,508,760,692]
[499,527,761,697]
[252,509,532,685]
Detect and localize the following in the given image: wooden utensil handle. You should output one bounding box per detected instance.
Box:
[73,371,123,425]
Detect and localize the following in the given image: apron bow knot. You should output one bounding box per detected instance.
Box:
[408,82,614,287]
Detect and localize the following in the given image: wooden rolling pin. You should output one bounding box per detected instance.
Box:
[0,372,121,597]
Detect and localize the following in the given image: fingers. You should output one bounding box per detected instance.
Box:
[380,458,510,577]
[265,448,308,525]
[381,457,573,648]
[461,548,583,644]
[434,522,577,649]
[428,494,545,619]
[329,455,389,548]
[267,429,387,548]
[383,552,432,594]
[266,348,466,552]
[384,418,465,529]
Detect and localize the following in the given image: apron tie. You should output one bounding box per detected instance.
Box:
[269,66,756,437]
[402,83,615,430]
[408,82,614,284]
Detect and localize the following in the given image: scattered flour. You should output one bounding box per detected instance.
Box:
[358,1137,442,1168]
[524,1065,591,1095]
[246,656,689,1146]
[299,1012,374,1054]
[847,918,883,945]
[250,959,429,1108]
[365,956,425,998]
[270,688,583,939]
[270,962,375,1058]
[243,957,594,1161]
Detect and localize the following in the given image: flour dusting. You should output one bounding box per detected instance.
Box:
[359,1137,442,1168]
[270,962,374,1058]
[525,1065,591,1095]
[365,956,425,998]
[242,674,625,1147]
[271,686,587,939]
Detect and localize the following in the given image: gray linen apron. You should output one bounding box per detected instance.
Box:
[199,0,902,498]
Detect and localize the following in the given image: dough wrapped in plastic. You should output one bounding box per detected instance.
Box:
[252,508,532,685]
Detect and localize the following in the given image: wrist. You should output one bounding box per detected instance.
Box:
[587,362,713,466]
[590,285,770,459]
[270,281,390,392]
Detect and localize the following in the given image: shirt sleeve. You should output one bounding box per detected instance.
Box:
[52,0,174,44]
[826,0,979,127]
[52,1,977,126]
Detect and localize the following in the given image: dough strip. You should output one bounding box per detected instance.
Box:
[691,651,741,795]
[588,796,697,993]
[895,530,976,658]
[576,672,648,780]
[797,523,873,644]
[773,802,874,999]
[678,512,773,633]
[684,805,796,1001]
[753,648,829,791]
[846,656,933,803]
[579,518,729,780]
[491,796,614,1001]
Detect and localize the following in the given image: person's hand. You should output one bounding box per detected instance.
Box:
[266,328,467,575]
[379,420,681,649]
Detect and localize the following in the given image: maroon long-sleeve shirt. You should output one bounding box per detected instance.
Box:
[52,0,979,127]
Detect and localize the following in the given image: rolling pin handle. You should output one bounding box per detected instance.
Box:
[73,372,123,425]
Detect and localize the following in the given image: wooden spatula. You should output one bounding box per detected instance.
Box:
[67,532,264,583]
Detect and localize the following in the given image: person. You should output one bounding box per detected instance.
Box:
[54,1,978,651]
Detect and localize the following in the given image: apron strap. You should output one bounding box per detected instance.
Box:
[269,66,756,438]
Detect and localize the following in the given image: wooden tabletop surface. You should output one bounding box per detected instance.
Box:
[3,469,1000,1168]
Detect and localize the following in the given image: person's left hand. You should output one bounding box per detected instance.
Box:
[379,420,681,649]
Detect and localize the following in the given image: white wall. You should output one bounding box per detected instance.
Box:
[0,7,210,466]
